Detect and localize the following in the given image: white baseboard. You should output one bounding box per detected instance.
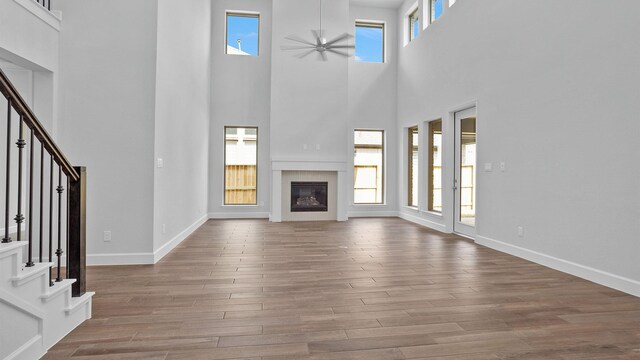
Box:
[208,212,270,219]
[399,211,448,233]
[476,235,640,298]
[153,214,208,263]
[348,211,399,218]
[86,253,154,266]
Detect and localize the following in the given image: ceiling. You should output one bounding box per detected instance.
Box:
[350,0,405,9]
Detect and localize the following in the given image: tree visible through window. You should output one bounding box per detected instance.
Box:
[354,130,384,204]
[355,22,384,63]
[226,13,259,56]
[224,127,258,205]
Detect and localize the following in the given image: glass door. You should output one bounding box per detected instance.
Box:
[454,107,477,238]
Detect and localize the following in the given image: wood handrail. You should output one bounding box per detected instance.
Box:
[0,68,78,181]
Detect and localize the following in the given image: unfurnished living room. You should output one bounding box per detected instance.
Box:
[1,0,639,359]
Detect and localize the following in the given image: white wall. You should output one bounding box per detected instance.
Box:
[57,0,158,263]
[153,0,211,258]
[209,0,272,218]
[270,0,349,164]
[0,0,59,73]
[348,5,399,217]
[397,0,640,294]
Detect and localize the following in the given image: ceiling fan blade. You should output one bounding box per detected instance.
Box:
[298,49,317,59]
[311,30,321,45]
[284,34,315,46]
[320,50,328,62]
[281,45,315,51]
[325,33,353,46]
[327,49,351,58]
[328,44,355,49]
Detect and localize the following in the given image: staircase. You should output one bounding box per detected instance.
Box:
[0,241,93,359]
[0,68,93,359]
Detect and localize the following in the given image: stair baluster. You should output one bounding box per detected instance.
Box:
[15,116,25,243]
[26,129,34,267]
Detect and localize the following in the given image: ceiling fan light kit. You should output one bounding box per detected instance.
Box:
[281,0,355,61]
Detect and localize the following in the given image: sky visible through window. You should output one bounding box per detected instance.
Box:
[355,24,383,63]
[227,14,259,56]
[432,0,443,21]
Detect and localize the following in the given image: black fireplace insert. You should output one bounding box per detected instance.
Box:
[291,182,328,212]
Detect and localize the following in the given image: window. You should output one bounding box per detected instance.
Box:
[428,120,442,212]
[226,12,260,56]
[408,7,420,42]
[430,0,444,23]
[408,126,419,207]
[224,127,258,205]
[355,22,384,63]
[354,130,384,204]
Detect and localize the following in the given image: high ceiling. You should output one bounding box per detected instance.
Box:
[350,0,405,9]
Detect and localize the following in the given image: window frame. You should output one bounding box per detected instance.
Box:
[223,126,259,206]
[353,129,385,205]
[225,11,260,56]
[408,7,420,42]
[427,120,442,213]
[407,126,419,207]
[354,21,385,64]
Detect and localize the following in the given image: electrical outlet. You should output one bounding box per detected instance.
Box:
[157,158,164,168]
[517,226,524,237]
[103,231,112,242]
[484,163,493,172]
[500,162,506,172]
[162,224,166,234]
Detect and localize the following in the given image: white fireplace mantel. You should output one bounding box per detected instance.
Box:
[270,160,348,222]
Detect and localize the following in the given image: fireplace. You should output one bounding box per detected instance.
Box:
[291,182,328,212]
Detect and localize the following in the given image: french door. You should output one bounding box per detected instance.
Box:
[453,107,477,238]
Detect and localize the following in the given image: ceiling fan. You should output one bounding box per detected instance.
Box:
[281,0,354,61]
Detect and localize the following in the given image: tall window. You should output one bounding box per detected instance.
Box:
[354,130,384,204]
[224,127,258,205]
[428,120,442,212]
[408,7,420,42]
[355,22,385,63]
[430,0,444,23]
[408,126,419,207]
[226,12,260,56]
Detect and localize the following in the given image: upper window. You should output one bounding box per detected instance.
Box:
[408,8,420,42]
[408,126,419,207]
[226,12,260,56]
[355,22,384,63]
[354,130,384,204]
[430,0,444,23]
[428,120,442,213]
[224,127,258,205]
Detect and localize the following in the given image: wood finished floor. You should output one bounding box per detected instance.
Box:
[45,218,640,359]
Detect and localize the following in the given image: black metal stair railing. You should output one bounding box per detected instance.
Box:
[0,67,86,297]
[36,0,52,11]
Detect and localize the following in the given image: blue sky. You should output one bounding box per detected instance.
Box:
[355,25,384,63]
[433,0,443,20]
[227,15,259,56]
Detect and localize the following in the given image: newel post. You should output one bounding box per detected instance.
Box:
[68,166,86,297]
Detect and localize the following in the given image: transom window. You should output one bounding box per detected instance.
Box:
[355,21,384,63]
[224,127,258,205]
[430,0,444,23]
[408,7,420,42]
[226,12,260,56]
[354,130,384,204]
